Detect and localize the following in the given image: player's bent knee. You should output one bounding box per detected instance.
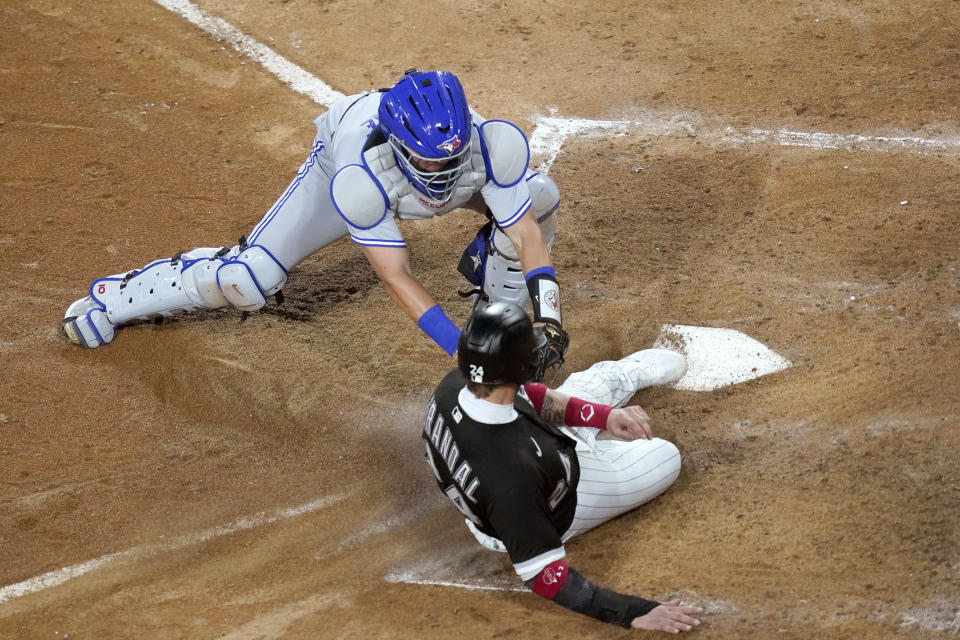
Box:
[604,437,681,495]
[637,438,682,497]
[217,245,287,311]
[657,439,682,485]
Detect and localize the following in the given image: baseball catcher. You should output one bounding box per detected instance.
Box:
[62,70,568,362]
[423,302,703,632]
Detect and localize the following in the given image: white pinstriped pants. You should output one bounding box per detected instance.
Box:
[559,432,680,540]
[556,354,682,541]
[465,350,685,551]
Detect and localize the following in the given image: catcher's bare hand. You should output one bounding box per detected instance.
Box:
[631,600,702,633]
[606,405,653,441]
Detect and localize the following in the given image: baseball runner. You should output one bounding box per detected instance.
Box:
[423,302,703,632]
[62,70,568,361]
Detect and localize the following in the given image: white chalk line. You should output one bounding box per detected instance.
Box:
[383,572,526,593]
[0,495,342,605]
[528,113,960,172]
[152,0,958,175]
[152,0,344,107]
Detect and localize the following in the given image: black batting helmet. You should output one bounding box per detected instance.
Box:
[458,302,547,386]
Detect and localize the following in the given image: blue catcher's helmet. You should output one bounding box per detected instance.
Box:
[378,70,473,201]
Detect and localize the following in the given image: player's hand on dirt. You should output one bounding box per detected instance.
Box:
[631,600,702,633]
[606,405,653,440]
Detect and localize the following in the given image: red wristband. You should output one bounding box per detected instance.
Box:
[522,383,548,413]
[564,396,612,429]
[531,560,569,600]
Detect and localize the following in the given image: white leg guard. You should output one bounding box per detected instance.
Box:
[62,244,288,347]
[483,212,557,306]
[482,238,528,306]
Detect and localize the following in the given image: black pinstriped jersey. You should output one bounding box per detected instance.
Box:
[423,370,580,572]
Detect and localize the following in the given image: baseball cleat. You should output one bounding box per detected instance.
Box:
[62,296,116,348]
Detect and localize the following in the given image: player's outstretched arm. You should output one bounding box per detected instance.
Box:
[502,212,565,331]
[360,244,459,354]
[501,209,551,276]
[524,560,702,631]
[523,386,653,440]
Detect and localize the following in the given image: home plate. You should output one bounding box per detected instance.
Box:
[653,324,792,391]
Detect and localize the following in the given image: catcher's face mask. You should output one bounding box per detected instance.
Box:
[378,70,473,201]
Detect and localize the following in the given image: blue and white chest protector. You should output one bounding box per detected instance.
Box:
[62,91,560,349]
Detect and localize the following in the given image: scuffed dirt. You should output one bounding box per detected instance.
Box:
[1,1,958,638]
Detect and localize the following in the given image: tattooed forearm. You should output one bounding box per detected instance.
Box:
[540,391,568,426]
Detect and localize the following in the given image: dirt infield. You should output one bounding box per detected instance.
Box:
[1,1,958,638]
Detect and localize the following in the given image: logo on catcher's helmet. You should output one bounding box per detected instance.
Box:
[437,135,462,156]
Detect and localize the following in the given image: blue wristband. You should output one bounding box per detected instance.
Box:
[525,266,556,281]
[417,305,461,355]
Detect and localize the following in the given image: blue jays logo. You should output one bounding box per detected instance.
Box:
[437,135,462,156]
[544,289,559,311]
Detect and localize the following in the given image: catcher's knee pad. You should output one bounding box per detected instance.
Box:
[216,245,287,311]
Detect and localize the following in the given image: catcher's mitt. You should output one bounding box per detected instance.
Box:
[534,323,570,382]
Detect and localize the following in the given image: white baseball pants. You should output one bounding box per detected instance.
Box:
[555,350,683,541]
